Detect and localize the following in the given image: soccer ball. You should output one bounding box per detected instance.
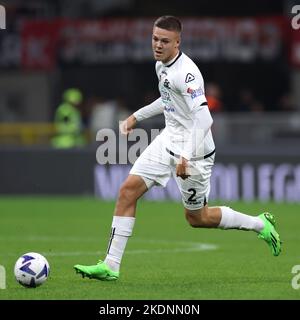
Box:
[14,252,50,288]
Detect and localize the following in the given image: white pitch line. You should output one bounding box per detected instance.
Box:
[39,244,218,257]
[3,236,218,257]
[0,236,103,242]
[0,235,215,246]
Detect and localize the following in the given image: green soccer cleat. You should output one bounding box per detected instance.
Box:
[74,260,119,281]
[257,212,281,257]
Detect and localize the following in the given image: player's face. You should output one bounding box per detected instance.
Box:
[152,27,180,63]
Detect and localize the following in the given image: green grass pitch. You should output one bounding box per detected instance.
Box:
[0,197,299,300]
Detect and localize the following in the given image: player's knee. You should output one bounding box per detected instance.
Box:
[185,207,208,228]
[118,182,138,203]
[185,207,210,228]
[187,217,201,228]
[119,184,133,201]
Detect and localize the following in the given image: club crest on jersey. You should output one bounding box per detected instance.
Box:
[187,87,204,99]
[163,79,171,89]
[185,73,195,83]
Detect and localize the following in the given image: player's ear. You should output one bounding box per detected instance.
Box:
[176,35,181,48]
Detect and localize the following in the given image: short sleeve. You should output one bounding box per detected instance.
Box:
[174,70,207,112]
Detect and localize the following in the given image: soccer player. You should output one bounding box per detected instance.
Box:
[74,16,281,281]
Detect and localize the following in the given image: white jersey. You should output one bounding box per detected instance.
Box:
[134,51,215,160]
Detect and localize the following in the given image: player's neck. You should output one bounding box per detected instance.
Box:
[163,50,180,66]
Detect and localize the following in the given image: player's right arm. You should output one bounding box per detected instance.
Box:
[119,97,164,135]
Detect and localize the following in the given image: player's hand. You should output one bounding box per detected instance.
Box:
[119,115,137,135]
[176,157,190,180]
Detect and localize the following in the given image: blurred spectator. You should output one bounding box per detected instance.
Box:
[51,88,86,148]
[250,101,265,113]
[0,94,23,122]
[205,83,223,112]
[237,88,255,112]
[237,88,265,112]
[277,93,297,112]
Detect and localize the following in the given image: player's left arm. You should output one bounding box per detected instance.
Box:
[181,105,213,159]
[175,106,213,179]
[174,70,213,178]
[119,97,164,135]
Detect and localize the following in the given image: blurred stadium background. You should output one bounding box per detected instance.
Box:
[0,0,300,300]
[0,0,299,202]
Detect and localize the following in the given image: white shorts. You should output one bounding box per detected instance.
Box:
[129,134,215,210]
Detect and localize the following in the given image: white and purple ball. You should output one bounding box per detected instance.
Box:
[14,252,50,288]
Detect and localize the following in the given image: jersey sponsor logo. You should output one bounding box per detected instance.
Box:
[164,105,175,112]
[187,87,204,99]
[185,73,195,83]
[161,90,171,102]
